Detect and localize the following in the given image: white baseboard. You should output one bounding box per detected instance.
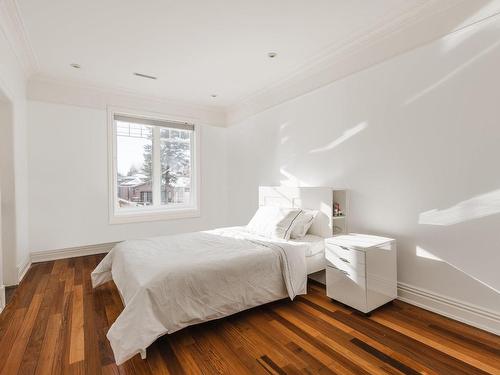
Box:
[30,242,118,263]
[0,285,5,313]
[17,255,32,283]
[24,245,500,336]
[397,282,500,335]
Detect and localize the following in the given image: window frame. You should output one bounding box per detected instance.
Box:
[107,106,200,224]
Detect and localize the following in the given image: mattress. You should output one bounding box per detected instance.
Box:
[306,251,326,274]
[290,234,325,257]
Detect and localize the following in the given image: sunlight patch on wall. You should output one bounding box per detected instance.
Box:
[309,122,367,154]
[279,167,310,187]
[448,4,500,51]
[440,22,474,54]
[416,246,443,261]
[440,5,500,53]
[405,39,500,105]
[280,122,290,131]
[419,189,500,226]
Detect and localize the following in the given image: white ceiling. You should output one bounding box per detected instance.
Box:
[17,0,424,108]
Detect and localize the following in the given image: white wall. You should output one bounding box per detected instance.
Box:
[226,15,500,317]
[27,100,228,252]
[0,23,30,285]
[0,99,15,284]
[14,0,500,333]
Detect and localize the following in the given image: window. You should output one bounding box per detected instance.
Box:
[108,109,199,223]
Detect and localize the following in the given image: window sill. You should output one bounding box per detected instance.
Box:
[109,207,200,224]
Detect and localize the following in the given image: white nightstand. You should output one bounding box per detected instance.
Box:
[325,234,397,314]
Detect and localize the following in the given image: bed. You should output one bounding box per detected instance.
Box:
[92,186,332,365]
[292,234,327,274]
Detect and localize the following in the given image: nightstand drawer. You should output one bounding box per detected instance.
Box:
[325,243,365,265]
[326,266,366,312]
[326,245,366,277]
[326,256,365,280]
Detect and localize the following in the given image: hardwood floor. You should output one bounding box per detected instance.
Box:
[0,254,499,375]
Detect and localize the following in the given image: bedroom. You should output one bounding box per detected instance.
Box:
[0,0,499,374]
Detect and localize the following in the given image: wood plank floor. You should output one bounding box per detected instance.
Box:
[0,254,499,375]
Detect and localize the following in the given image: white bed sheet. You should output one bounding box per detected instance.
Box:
[290,234,325,257]
[306,252,326,274]
[91,226,308,365]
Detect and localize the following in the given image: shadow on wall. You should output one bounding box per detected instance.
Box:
[416,244,499,294]
[408,19,500,298]
[270,5,500,305]
[417,188,500,295]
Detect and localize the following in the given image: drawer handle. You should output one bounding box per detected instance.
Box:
[338,257,349,263]
[340,246,350,251]
[340,269,350,276]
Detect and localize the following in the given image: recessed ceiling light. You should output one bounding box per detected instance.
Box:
[133,72,157,80]
[211,94,217,98]
[267,52,277,59]
[70,63,81,69]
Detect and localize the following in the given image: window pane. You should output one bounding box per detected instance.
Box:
[160,128,192,205]
[116,121,153,208]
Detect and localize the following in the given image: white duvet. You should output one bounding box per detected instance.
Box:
[91,227,308,365]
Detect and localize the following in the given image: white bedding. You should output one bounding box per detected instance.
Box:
[91,226,308,365]
[290,234,325,257]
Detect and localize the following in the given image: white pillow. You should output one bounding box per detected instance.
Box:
[290,209,317,239]
[247,206,302,240]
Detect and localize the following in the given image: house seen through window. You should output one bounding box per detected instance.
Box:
[111,112,197,221]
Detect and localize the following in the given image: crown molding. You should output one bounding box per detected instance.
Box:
[230,0,435,104]
[0,0,39,79]
[6,0,497,127]
[27,75,227,126]
[226,0,485,125]
[29,74,224,114]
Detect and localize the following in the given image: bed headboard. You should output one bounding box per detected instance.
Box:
[258,186,333,238]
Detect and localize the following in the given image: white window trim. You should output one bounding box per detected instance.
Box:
[107,106,201,224]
